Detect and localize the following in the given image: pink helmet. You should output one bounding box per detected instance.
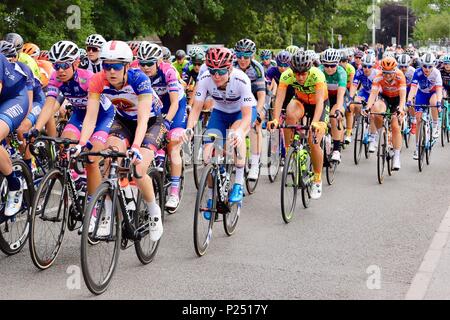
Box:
[205,47,233,69]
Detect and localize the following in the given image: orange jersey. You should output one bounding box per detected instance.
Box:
[37,59,54,88]
[371,69,406,98]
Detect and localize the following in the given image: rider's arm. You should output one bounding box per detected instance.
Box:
[336,87,346,110]
[78,93,101,145]
[366,86,379,110]
[407,84,418,103]
[186,75,207,130]
[26,90,33,115]
[256,90,265,114]
[312,83,325,123]
[164,67,182,122]
[132,94,152,148]
[35,96,57,131]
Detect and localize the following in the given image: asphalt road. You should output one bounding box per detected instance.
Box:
[1,131,449,300]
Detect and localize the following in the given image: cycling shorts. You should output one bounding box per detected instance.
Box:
[63,110,114,145]
[415,92,435,112]
[379,95,400,113]
[26,90,46,126]
[0,87,29,133]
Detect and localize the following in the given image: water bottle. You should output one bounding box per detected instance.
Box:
[120,178,136,211]
[155,149,166,170]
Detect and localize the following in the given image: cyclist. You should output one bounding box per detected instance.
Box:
[137,41,187,211]
[172,49,188,76]
[349,53,377,122]
[185,51,206,104]
[340,51,356,143]
[260,49,276,73]
[182,46,204,81]
[161,46,172,63]
[352,50,364,70]
[266,50,293,105]
[397,53,417,134]
[80,34,106,73]
[87,40,164,240]
[407,53,443,159]
[234,38,266,181]
[438,55,450,97]
[183,47,255,205]
[4,33,41,82]
[365,57,406,170]
[31,41,115,229]
[268,50,329,199]
[319,48,347,163]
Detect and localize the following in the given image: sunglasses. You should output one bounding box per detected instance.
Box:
[422,65,434,69]
[193,62,203,66]
[87,46,99,53]
[399,65,408,69]
[53,62,72,71]
[278,63,289,68]
[236,52,253,59]
[261,56,271,60]
[102,62,125,71]
[139,60,157,67]
[294,71,308,76]
[362,64,372,69]
[208,67,228,76]
[382,71,395,75]
[355,56,362,59]
[323,64,337,68]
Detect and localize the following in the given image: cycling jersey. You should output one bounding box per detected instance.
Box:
[149,62,185,109]
[261,60,277,73]
[371,69,406,98]
[18,52,41,82]
[79,56,103,73]
[403,66,416,88]
[17,61,45,121]
[172,59,189,77]
[439,66,450,92]
[186,65,200,85]
[194,68,256,114]
[279,67,329,105]
[89,68,161,120]
[411,67,443,94]
[36,60,54,88]
[343,63,356,89]
[233,59,266,98]
[318,65,347,96]
[353,67,378,96]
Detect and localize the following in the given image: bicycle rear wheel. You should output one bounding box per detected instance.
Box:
[280,147,298,223]
[377,128,387,184]
[134,169,164,264]
[223,165,240,236]
[418,121,426,172]
[0,160,34,255]
[267,129,281,183]
[193,165,216,257]
[81,182,121,295]
[192,132,204,190]
[354,115,364,165]
[28,169,67,269]
[301,153,312,208]
[441,110,447,147]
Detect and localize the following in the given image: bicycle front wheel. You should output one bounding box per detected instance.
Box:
[81,182,121,295]
[441,110,447,147]
[280,147,298,223]
[377,128,387,184]
[223,165,240,236]
[267,129,281,183]
[354,115,364,165]
[418,121,426,172]
[0,160,34,255]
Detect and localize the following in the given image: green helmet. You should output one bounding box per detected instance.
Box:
[286,45,300,55]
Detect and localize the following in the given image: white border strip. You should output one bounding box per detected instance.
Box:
[405,205,450,300]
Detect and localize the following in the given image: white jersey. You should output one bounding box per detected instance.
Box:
[411,67,443,94]
[79,56,103,73]
[194,68,256,114]
[404,66,416,86]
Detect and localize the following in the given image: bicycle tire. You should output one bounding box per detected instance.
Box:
[223,165,240,236]
[28,168,67,269]
[245,160,260,195]
[301,153,312,208]
[354,115,363,165]
[426,122,431,166]
[267,130,281,183]
[418,121,425,172]
[441,110,446,147]
[81,182,121,295]
[280,147,298,223]
[134,169,164,264]
[193,165,216,257]
[0,160,34,255]
[377,128,386,184]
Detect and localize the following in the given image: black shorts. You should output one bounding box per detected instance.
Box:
[379,95,400,113]
[109,115,167,151]
[293,98,330,124]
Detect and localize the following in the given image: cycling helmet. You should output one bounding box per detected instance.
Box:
[235,38,256,54]
[48,40,80,63]
[286,45,300,55]
[397,54,411,67]
[0,40,17,58]
[443,55,450,64]
[321,48,340,64]
[347,48,355,57]
[188,46,204,58]
[4,33,23,51]
[421,52,436,66]
[86,34,106,48]
[354,50,364,58]
[366,48,376,56]
[380,56,397,73]
[205,47,233,69]
[137,41,162,61]
[100,40,133,63]
[175,49,186,60]
[339,50,349,62]
[290,50,314,73]
[161,46,171,60]
[22,43,40,58]
[260,49,272,59]
[79,48,87,58]
[383,51,396,59]
[405,48,415,57]
[276,50,291,65]
[361,54,376,66]
[38,50,49,61]
[192,51,205,64]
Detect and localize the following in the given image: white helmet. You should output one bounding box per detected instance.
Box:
[383,51,396,58]
[86,34,106,48]
[397,54,411,67]
[100,40,133,63]
[137,41,162,61]
[48,40,80,63]
[366,48,376,56]
[188,45,204,58]
[421,52,436,66]
[321,48,340,63]
[361,54,376,66]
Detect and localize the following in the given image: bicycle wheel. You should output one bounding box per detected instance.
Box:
[418,121,426,172]
[134,169,164,264]
[403,116,411,149]
[326,158,338,186]
[0,160,34,255]
[193,165,216,257]
[28,169,68,269]
[354,115,364,165]
[267,129,281,183]
[81,182,121,295]
[280,147,298,223]
[426,123,431,166]
[441,110,447,147]
[301,152,312,208]
[245,160,260,195]
[377,128,387,184]
[223,165,240,236]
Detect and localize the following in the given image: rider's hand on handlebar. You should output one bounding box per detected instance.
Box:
[229,130,244,148]
[129,146,143,164]
[267,119,279,132]
[182,128,194,144]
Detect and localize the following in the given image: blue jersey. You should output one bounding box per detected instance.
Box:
[352,67,378,95]
[0,54,32,101]
[411,67,443,94]
[16,61,44,103]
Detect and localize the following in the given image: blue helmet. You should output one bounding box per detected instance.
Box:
[276,50,291,65]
